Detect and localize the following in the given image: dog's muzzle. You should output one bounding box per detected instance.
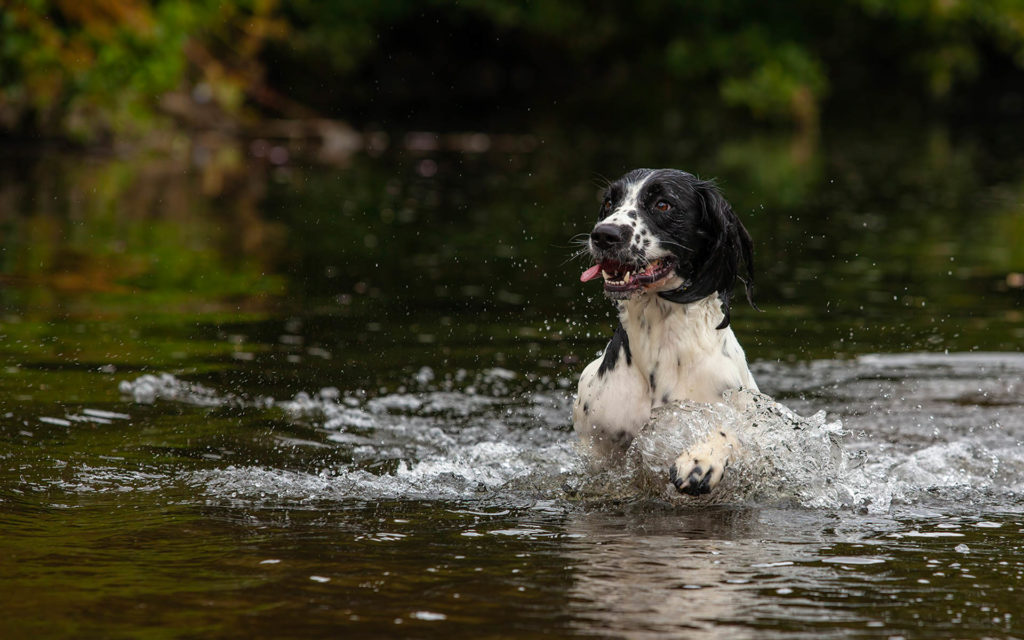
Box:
[589,223,632,252]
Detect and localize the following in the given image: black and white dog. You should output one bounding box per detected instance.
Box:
[573,168,759,496]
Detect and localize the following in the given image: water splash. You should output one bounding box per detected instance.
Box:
[121,371,580,505]
[566,391,850,508]
[118,373,242,407]
[113,353,1024,511]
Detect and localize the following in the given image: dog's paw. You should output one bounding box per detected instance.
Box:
[668,432,738,496]
[669,456,724,495]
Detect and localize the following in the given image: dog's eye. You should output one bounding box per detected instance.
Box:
[654,200,671,212]
[602,198,612,212]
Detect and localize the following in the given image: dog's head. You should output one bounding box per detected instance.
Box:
[580,168,757,329]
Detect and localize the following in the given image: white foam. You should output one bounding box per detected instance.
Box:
[111,354,1024,510]
[119,373,227,406]
[82,408,130,420]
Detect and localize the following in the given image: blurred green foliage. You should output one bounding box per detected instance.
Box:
[0,0,283,140]
[2,0,1024,140]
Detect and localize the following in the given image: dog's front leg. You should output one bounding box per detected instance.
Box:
[669,429,740,495]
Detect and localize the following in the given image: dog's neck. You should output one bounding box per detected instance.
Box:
[617,293,726,375]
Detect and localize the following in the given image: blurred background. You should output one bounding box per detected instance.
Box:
[3,5,1024,637]
[1,0,1023,393]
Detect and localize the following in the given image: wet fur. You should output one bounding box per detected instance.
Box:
[572,168,758,495]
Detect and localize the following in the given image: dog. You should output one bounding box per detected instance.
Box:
[572,168,759,496]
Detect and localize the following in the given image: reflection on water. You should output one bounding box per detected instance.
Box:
[563,507,1022,639]
[1,123,1023,638]
[2,124,1023,355]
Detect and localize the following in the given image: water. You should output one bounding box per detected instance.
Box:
[2,123,1024,637]
[5,355,1024,638]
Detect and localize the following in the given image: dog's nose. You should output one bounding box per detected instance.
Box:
[590,223,632,250]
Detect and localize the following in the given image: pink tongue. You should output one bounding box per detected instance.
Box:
[580,264,602,282]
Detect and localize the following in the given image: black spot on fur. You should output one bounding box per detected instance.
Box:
[661,393,670,404]
[583,403,589,414]
[627,211,637,220]
[613,429,634,448]
[597,324,631,377]
[649,372,655,388]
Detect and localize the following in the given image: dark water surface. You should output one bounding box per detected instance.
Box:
[2,123,1023,638]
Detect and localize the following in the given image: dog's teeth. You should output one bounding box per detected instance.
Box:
[602,270,611,280]
[624,271,631,283]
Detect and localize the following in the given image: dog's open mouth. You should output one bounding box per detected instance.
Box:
[580,257,677,296]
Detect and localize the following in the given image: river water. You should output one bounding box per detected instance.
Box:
[1,123,1023,638]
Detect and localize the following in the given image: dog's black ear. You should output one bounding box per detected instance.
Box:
[658,180,758,329]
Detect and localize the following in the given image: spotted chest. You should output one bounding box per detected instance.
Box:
[621,294,757,406]
[572,294,757,456]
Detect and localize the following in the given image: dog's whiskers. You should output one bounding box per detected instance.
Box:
[559,248,591,267]
[656,239,693,253]
[553,234,593,251]
[591,173,612,189]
